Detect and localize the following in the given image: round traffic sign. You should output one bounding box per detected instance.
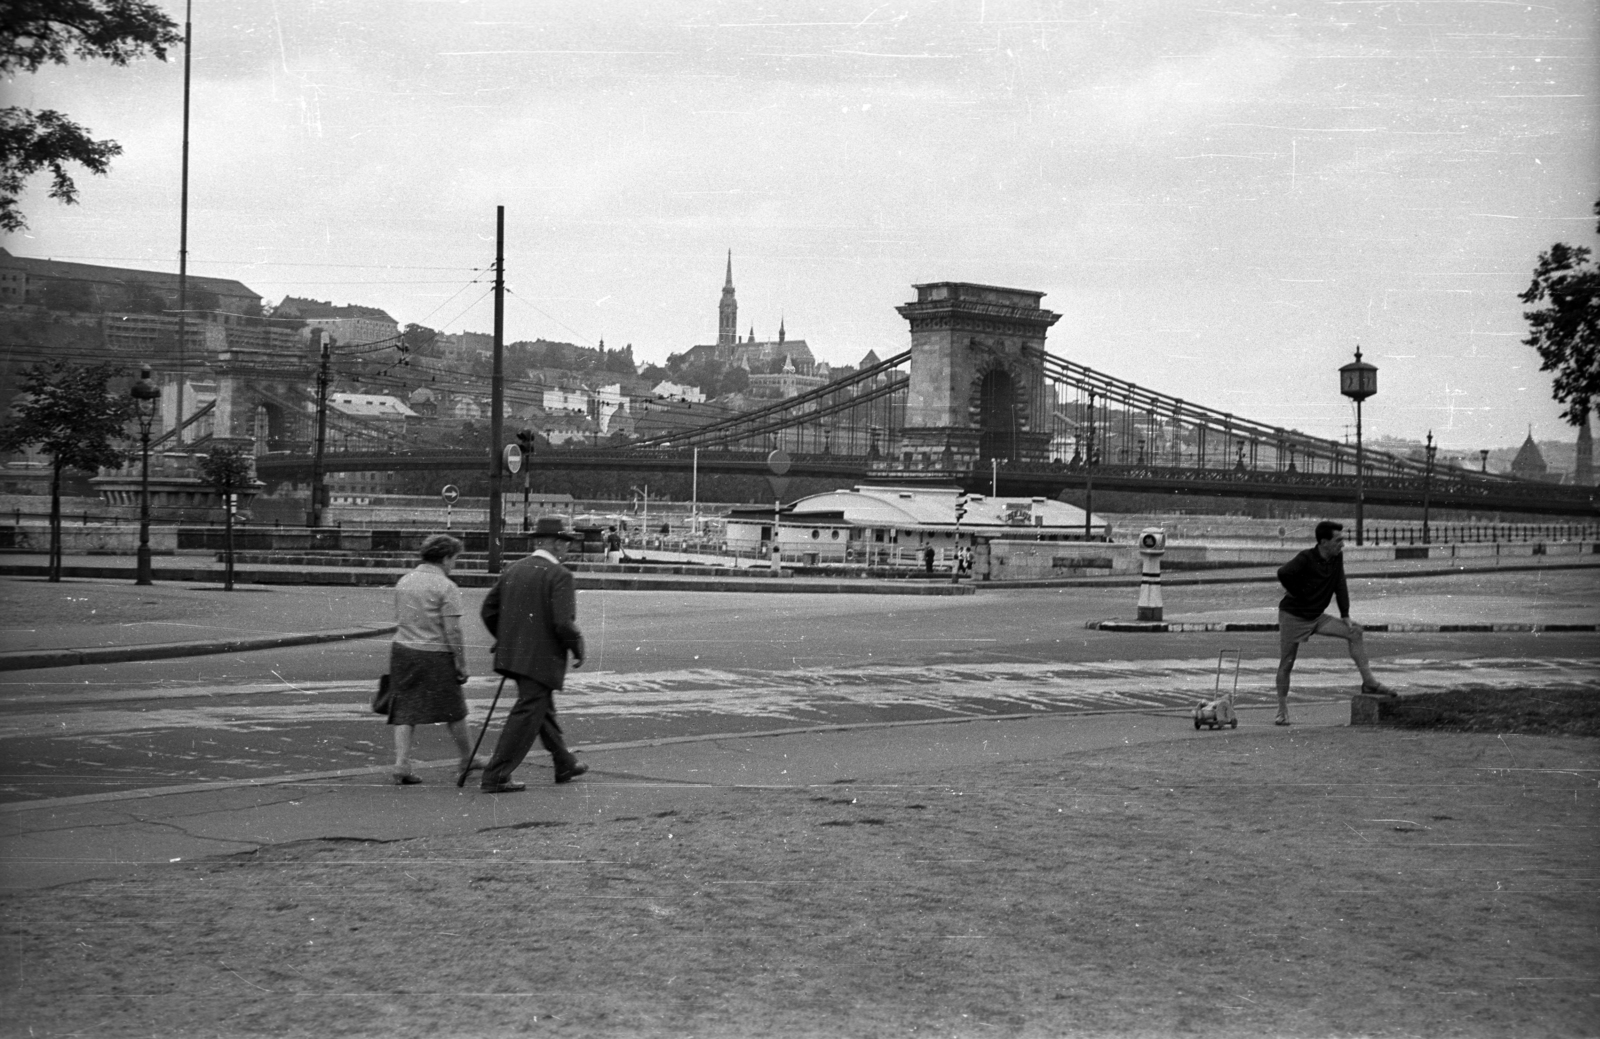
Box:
[504,443,523,474]
[767,449,791,476]
[441,484,460,504]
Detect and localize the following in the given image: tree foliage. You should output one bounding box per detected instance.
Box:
[1,0,183,232]
[0,359,137,580]
[0,359,135,473]
[198,445,253,492]
[401,323,439,357]
[1520,198,1600,426]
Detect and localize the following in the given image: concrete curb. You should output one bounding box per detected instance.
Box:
[982,558,1600,589]
[1087,619,1599,633]
[0,624,397,672]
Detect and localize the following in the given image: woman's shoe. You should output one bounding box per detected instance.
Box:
[393,773,423,786]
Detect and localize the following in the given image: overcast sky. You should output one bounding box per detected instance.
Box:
[8,0,1598,450]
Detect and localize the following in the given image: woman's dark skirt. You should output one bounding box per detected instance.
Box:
[387,644,468,726]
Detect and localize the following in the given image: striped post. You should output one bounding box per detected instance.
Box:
[1137,527,1166,622]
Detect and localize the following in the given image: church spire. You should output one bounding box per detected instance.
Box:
[718,251,737,347]
[778,315,786,344]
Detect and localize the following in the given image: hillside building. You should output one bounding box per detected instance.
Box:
[0,248,262,316]
[685,254,820,383]
[275,297,399,347]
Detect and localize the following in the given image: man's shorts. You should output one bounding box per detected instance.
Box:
[1278,610,1355,656]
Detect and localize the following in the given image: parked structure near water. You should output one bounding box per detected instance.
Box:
[723,485,1109,568]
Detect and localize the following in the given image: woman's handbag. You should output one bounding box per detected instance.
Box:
[371,674,393,715]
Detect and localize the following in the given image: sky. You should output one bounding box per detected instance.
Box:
[6,0,1598,452]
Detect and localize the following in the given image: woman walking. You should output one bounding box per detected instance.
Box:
[387,533,482,784]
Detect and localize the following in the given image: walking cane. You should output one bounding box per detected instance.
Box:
[458,675,508,787]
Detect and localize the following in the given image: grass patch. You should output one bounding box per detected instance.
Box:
[1385,687,1600,737]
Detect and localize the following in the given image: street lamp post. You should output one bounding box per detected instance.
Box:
[1338,346,1379,545]
[1422,430,1437,544]
[1479,449,1490,473]
[1083,391,1096,540]
[131,365,160,585]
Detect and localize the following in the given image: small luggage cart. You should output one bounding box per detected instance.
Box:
[1193,649,1241,730]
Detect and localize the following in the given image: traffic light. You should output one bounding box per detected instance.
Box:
[516,428,536,454]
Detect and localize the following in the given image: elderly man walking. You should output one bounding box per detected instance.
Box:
[478,516,589,792]
[1274,520,1396,726]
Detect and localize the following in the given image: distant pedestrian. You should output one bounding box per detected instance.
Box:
[605,526,622,564]
[1274,520,1396,725]
[477,516,588,792]
[387,533,480,785]
[923,544,935,573]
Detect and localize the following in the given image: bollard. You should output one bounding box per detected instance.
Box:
[1137,527,1166,622]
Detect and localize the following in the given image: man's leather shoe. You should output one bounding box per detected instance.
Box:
[479,780,526,793]
[555,763,588,784]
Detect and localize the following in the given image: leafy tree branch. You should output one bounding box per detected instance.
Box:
[0,0,181,231]
[1520,199,1600,426]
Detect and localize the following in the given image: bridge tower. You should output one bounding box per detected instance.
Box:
[894,282,1061,470]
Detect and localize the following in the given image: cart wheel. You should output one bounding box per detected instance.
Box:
[1193,717,1201,729]
[1230,718,1238,729]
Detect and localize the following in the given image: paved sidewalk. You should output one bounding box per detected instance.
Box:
[0,697,1351,894]
[0,576,397,670]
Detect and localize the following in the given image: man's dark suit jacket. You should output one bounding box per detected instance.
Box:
[480,552,584,688]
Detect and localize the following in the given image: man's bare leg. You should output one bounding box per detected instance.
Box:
[1275,644,1297,724]
[1332,623,1392,692]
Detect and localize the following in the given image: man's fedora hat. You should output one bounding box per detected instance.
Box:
[530,515,582,541]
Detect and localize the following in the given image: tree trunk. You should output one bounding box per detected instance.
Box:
[48,462,62,582]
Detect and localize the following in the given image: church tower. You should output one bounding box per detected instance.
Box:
[1510,428,1549,481]
[718,251,737,348]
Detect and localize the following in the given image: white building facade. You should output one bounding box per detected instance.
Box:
[724,484,1107,568]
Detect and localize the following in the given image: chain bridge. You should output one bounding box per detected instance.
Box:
[251,282,1594,518]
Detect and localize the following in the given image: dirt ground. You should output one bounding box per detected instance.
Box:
[2,724,1596,1039]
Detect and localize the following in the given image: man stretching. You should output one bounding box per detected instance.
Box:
[1274,520,1396,725]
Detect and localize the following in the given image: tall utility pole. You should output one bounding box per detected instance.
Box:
[174,0,193,444]
[308,329,331,527]
[487,206,506,575]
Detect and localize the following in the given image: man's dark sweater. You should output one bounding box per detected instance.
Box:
[1277,547,1350,620]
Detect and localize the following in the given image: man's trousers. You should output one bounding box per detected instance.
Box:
[482,675,576,786]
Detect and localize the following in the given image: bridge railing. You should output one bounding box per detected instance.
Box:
[1036,352,1502,484]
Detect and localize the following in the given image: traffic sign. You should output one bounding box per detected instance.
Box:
[767,449,791,476]
[504,443,523,474]
[441,484,460,504]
